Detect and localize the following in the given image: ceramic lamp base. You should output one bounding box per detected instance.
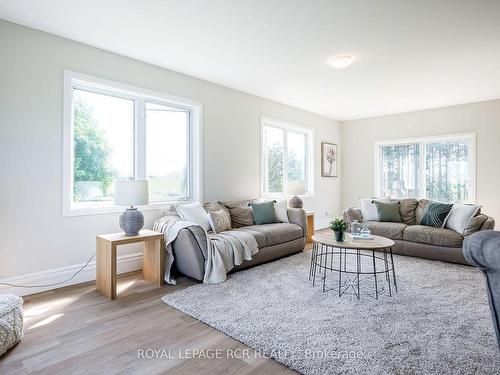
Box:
[289,196,303,209]
[119,207,144,236]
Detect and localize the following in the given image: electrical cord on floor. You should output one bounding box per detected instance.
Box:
[0,252,96,288]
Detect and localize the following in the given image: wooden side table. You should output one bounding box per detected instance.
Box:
[96,230,164,300]
[306,212,315,243]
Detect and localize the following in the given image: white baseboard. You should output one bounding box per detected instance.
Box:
[0,252,143,297]
[1,219,333,297]
[315,218,332,230]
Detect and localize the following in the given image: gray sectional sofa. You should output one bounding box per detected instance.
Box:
[343,198,495,265]
[169,203,307,281]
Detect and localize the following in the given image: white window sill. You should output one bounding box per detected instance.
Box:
[260,193,316,201]
[62,201,193,217]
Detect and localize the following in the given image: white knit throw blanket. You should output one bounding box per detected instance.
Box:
[153,216,258,284]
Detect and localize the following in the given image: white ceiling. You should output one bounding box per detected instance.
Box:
[1,0,500,121]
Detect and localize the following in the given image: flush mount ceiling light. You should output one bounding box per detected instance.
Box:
[327,55,354,69]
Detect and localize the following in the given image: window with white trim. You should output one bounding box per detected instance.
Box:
[63,71,202,215]
[375,133,476,203]
[261,117,313,197]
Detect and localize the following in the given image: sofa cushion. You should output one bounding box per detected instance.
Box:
[208,210,231,234]
[274,200,289,223]
[398,198,418,225]
[222,199,257,228]
[373,201,402,222]
[445,203,482,235]
[403,225,463,247]
[203,201,231,216]
[176,202,211,232]
[231,227,267,247]
[364,221,408,240]
[420,202,453,228]
[359,198,391,221]
[249,201,278,225]
[234,223,303,247]
[416,199,430,224]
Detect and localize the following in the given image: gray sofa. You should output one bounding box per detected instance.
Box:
[343,199,495,265]
[169,205,307,281]
[463,230,500,348]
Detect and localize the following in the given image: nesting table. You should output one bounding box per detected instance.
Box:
[310,232,397,299]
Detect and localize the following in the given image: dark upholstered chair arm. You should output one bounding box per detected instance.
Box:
[464,230,500,270]
[287,208,307,237]
[463,230,500,348]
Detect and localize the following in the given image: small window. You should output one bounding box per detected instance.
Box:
[375,133,476,203]
[63,71,202,215]
[261,117,313,197]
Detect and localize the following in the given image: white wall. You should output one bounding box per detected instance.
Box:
[0,20,341,281]
[341,99,500,221]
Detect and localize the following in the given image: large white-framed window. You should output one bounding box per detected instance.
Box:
[374,133,476,203]
[63,71,203,216]
[260,116,314,198]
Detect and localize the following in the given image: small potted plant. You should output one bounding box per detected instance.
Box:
[330,218,348,242]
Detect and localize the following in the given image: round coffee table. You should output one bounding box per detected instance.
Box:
[310,232,397,299]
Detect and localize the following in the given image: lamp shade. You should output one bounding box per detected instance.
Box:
[286,180,306,196]
[114,180,149,207]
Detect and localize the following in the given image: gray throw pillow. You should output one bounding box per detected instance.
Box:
[249,201,278,225]
[208,209,232,234]
[373,201,402,223]
[420,201,453,228]
[222,199,257,228]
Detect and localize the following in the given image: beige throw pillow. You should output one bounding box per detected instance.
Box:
[222,199,257,228]
[208,210,232,233]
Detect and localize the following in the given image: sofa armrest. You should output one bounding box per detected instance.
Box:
[342,207,364,231]
[464,214,496,236]
[287,208,307,237]
[464,230,500,271]
[481,216,496,231]
[154,214,208,281]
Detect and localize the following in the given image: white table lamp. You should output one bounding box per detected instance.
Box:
[114,180,149,236]
[287,180,306,208]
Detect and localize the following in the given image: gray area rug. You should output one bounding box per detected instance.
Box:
[162,251,500,374]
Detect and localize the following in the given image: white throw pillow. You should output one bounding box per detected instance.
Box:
[359,198,391,221]
[445,204,481,235]
[175,202,211,232]
[274,200,289,223]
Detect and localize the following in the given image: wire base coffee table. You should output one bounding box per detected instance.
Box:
[310,232,397,299]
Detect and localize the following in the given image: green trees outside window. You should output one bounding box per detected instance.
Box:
[73,97,115,202]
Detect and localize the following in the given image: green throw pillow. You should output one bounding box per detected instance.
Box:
[373,201,402,222]
[249,201,278,225]
[420,201,453,228]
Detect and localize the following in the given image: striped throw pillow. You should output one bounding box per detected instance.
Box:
[420,202,453,228]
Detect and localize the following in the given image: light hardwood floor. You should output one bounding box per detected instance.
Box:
[0,243,314,374]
